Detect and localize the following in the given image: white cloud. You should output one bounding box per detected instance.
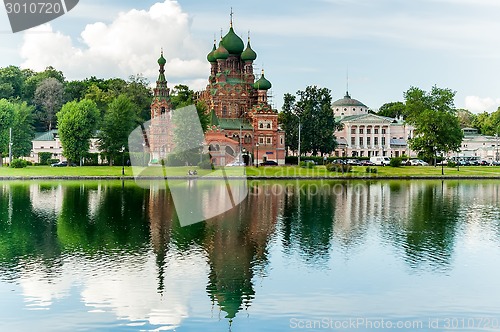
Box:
[464,96,500,113]
[20,1,209,83]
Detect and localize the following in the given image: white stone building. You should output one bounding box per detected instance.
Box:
[454,128,500,161]
[333,92,414,158]
[31,129,102,164]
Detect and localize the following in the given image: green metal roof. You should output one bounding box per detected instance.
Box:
[241,40,257,61]
[221,27,244,55]
[218,118,253,130]
[157,52,166,65]
[34,129,58,141]
[207,43,217,63]
[253,73,271,90]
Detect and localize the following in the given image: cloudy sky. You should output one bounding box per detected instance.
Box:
[1,0,500,112]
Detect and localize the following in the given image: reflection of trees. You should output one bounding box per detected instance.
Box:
[280,182,335,265]
[0,183,61,279]
[397,181,460,270]
[56,182,150,251]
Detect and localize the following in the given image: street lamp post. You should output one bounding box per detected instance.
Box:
[293,110,301,166]
[496,132,499,163]
[239,125,243,164]
[120,146,125,176]
[434,146,437,167]
[441,151,444,175]
[142,142,146,166]
[255,143,259,168]
[8,127,12,165]
[242,147,247,174]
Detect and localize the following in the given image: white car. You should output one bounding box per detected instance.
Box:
[370,156,391,166]
[225,161,246,167]
[410,159,429,166]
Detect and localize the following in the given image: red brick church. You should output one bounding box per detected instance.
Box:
[148,14,285,166]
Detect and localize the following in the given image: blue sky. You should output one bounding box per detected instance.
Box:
[1,0,500,112]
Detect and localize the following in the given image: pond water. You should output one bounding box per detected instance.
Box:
[1,180,500,331]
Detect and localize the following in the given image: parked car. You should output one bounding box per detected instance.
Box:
[346,159,361,166]
[410,159,429,166]
[51,161,77,167]
[479,160,492,166]
[370,156,390,166]
[360,160,375,166]
[260,160,278,166]
[225,161,246,167]
[302,159,318,165]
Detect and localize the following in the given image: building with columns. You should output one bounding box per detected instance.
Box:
[333,92,414,158]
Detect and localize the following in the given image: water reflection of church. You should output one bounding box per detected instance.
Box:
[147,180,279,323]
[148,14,286,166]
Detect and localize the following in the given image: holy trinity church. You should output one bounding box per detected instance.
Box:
[148,13,285,166]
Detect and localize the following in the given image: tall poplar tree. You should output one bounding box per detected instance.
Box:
[57,99,100,165]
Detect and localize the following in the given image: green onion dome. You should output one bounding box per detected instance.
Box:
[207,42,217,63]
[240,39,257,61]
[214,40,229,60]
[157,51,166,65]
[253,70,272,90]
[221,27,244,55]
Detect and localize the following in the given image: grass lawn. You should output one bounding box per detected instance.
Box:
[1,164,500,178]
[246,165,500,178]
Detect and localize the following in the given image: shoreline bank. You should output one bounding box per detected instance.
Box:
[2,175,500,180]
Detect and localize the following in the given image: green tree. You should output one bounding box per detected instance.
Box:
[171,84,194,108]
[404,86,463,163]
[195,100,210,133]
[172,105,205,164]
[11,101,35,158]
[278,93,298,154]
[125,75,152,122]
[84,84,114,118]
[22,66,65,102]
[0,66,24,100]
[98,95,136,165]
[170,84,209,132]
[488,108,500,136]
[63,80,88,103]
[34,77,64,131]
[57,99,99,165]
[280,86,342,156]
[0,99,15,166]
[456,109,477,129]
[472,111,493,135]
[378,101,406,118]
